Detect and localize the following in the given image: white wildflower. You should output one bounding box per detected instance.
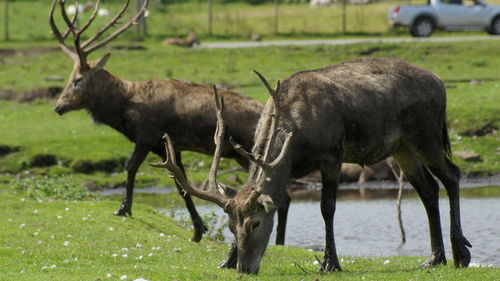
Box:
[33,232,39,236]
[67,234,73,238]
[65,207,70,211]
[34,209,39,214]
[106,273,112,278]
[64,241,70,246]
[82,217,88,221]
[148,253,153,257]
[20,223,26,229]
[57,216,63,219]
[120,275,128,280]
[135,243,143,248]
[383,259,390,265]
[108,227,114,231]
[122,254,128,258]
[159,233,165,237]
[122,247,129,252]
[112,254,118,257]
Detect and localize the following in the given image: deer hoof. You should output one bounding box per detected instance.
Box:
[113,205,132,217]
[452,236,471,268]
[320,258,342,272]
[420,251,447,268]
[218,256,237,269]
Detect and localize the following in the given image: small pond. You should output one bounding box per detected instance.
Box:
[165,196,500,267]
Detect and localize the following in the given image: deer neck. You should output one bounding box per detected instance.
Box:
[86,70,134,134]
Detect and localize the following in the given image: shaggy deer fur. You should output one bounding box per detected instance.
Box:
[157,58,471,273]
[49,0,263,242]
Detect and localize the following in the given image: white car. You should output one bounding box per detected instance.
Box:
[388,0,500,37]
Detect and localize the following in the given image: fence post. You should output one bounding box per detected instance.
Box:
[136,0,147,37]
[273,0,279,35]
[342,0,346,34]
[208,0,213,35]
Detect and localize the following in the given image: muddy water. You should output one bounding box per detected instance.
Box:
[169,197,500,267]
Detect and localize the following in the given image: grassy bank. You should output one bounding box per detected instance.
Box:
[0,188,498,281]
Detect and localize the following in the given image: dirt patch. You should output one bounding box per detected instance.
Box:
[0,86,62,102]
[357,47,381,56]
[31,154,57,167]
[70,157,127,174]
[0,145,20,157]
[0,47,59,62]
[110,45,147,51]
[462,123,498,137]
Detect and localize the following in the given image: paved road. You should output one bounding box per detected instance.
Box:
[198,35,500,49]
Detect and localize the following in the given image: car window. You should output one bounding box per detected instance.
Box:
[441,0,463,4]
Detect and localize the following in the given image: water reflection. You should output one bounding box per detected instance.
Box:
[168,197,500,266]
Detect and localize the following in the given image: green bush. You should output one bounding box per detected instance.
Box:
[13,176,92,201]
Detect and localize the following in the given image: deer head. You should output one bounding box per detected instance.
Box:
[50,0,149,115]
[151,78,292,274]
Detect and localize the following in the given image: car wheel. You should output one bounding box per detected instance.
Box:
[488,17,500,35]
[410,17,435,37]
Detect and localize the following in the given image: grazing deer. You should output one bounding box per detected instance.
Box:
[154,59,471,273]
[162,31,200,48]
[49,0,263,242]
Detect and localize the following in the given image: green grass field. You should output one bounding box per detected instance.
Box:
[1,188,499,281]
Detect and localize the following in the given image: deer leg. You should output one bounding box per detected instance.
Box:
[218,241,238,269]
[319,156,342,272]
[275,194,291,245]
[393,147,446,267]
[114,144,149,216]
[174,152,207,242]
[428,158,471,268]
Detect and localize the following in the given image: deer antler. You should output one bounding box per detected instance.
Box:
[49,0,149,68]
[230,131,292,174]
[150,86,232,210]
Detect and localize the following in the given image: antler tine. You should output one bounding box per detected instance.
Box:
[150,133,230,209]
[82,0,149,53]
[78,0,101,35]
[49,0,79,61]
[253,70,278,98]
[208,86,225,194]
[59,0,78,36]
[230,137,272,172]
[81,0,130,49]
[266,131,293,169]
[62,2,79,39]
[71,0,102,68]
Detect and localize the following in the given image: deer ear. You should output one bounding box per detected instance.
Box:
[95,53,111,69]
[257,194,276,213]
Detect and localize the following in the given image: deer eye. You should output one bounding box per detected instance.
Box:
[251,220,260,231]
[73,77,83,89]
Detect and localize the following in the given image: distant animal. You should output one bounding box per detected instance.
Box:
[163,31,200,48]
[155,59,471,273]
[49,0,263,242]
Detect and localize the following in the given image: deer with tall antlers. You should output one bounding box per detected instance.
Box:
[49,0,264,242]
[153,59,471,273]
